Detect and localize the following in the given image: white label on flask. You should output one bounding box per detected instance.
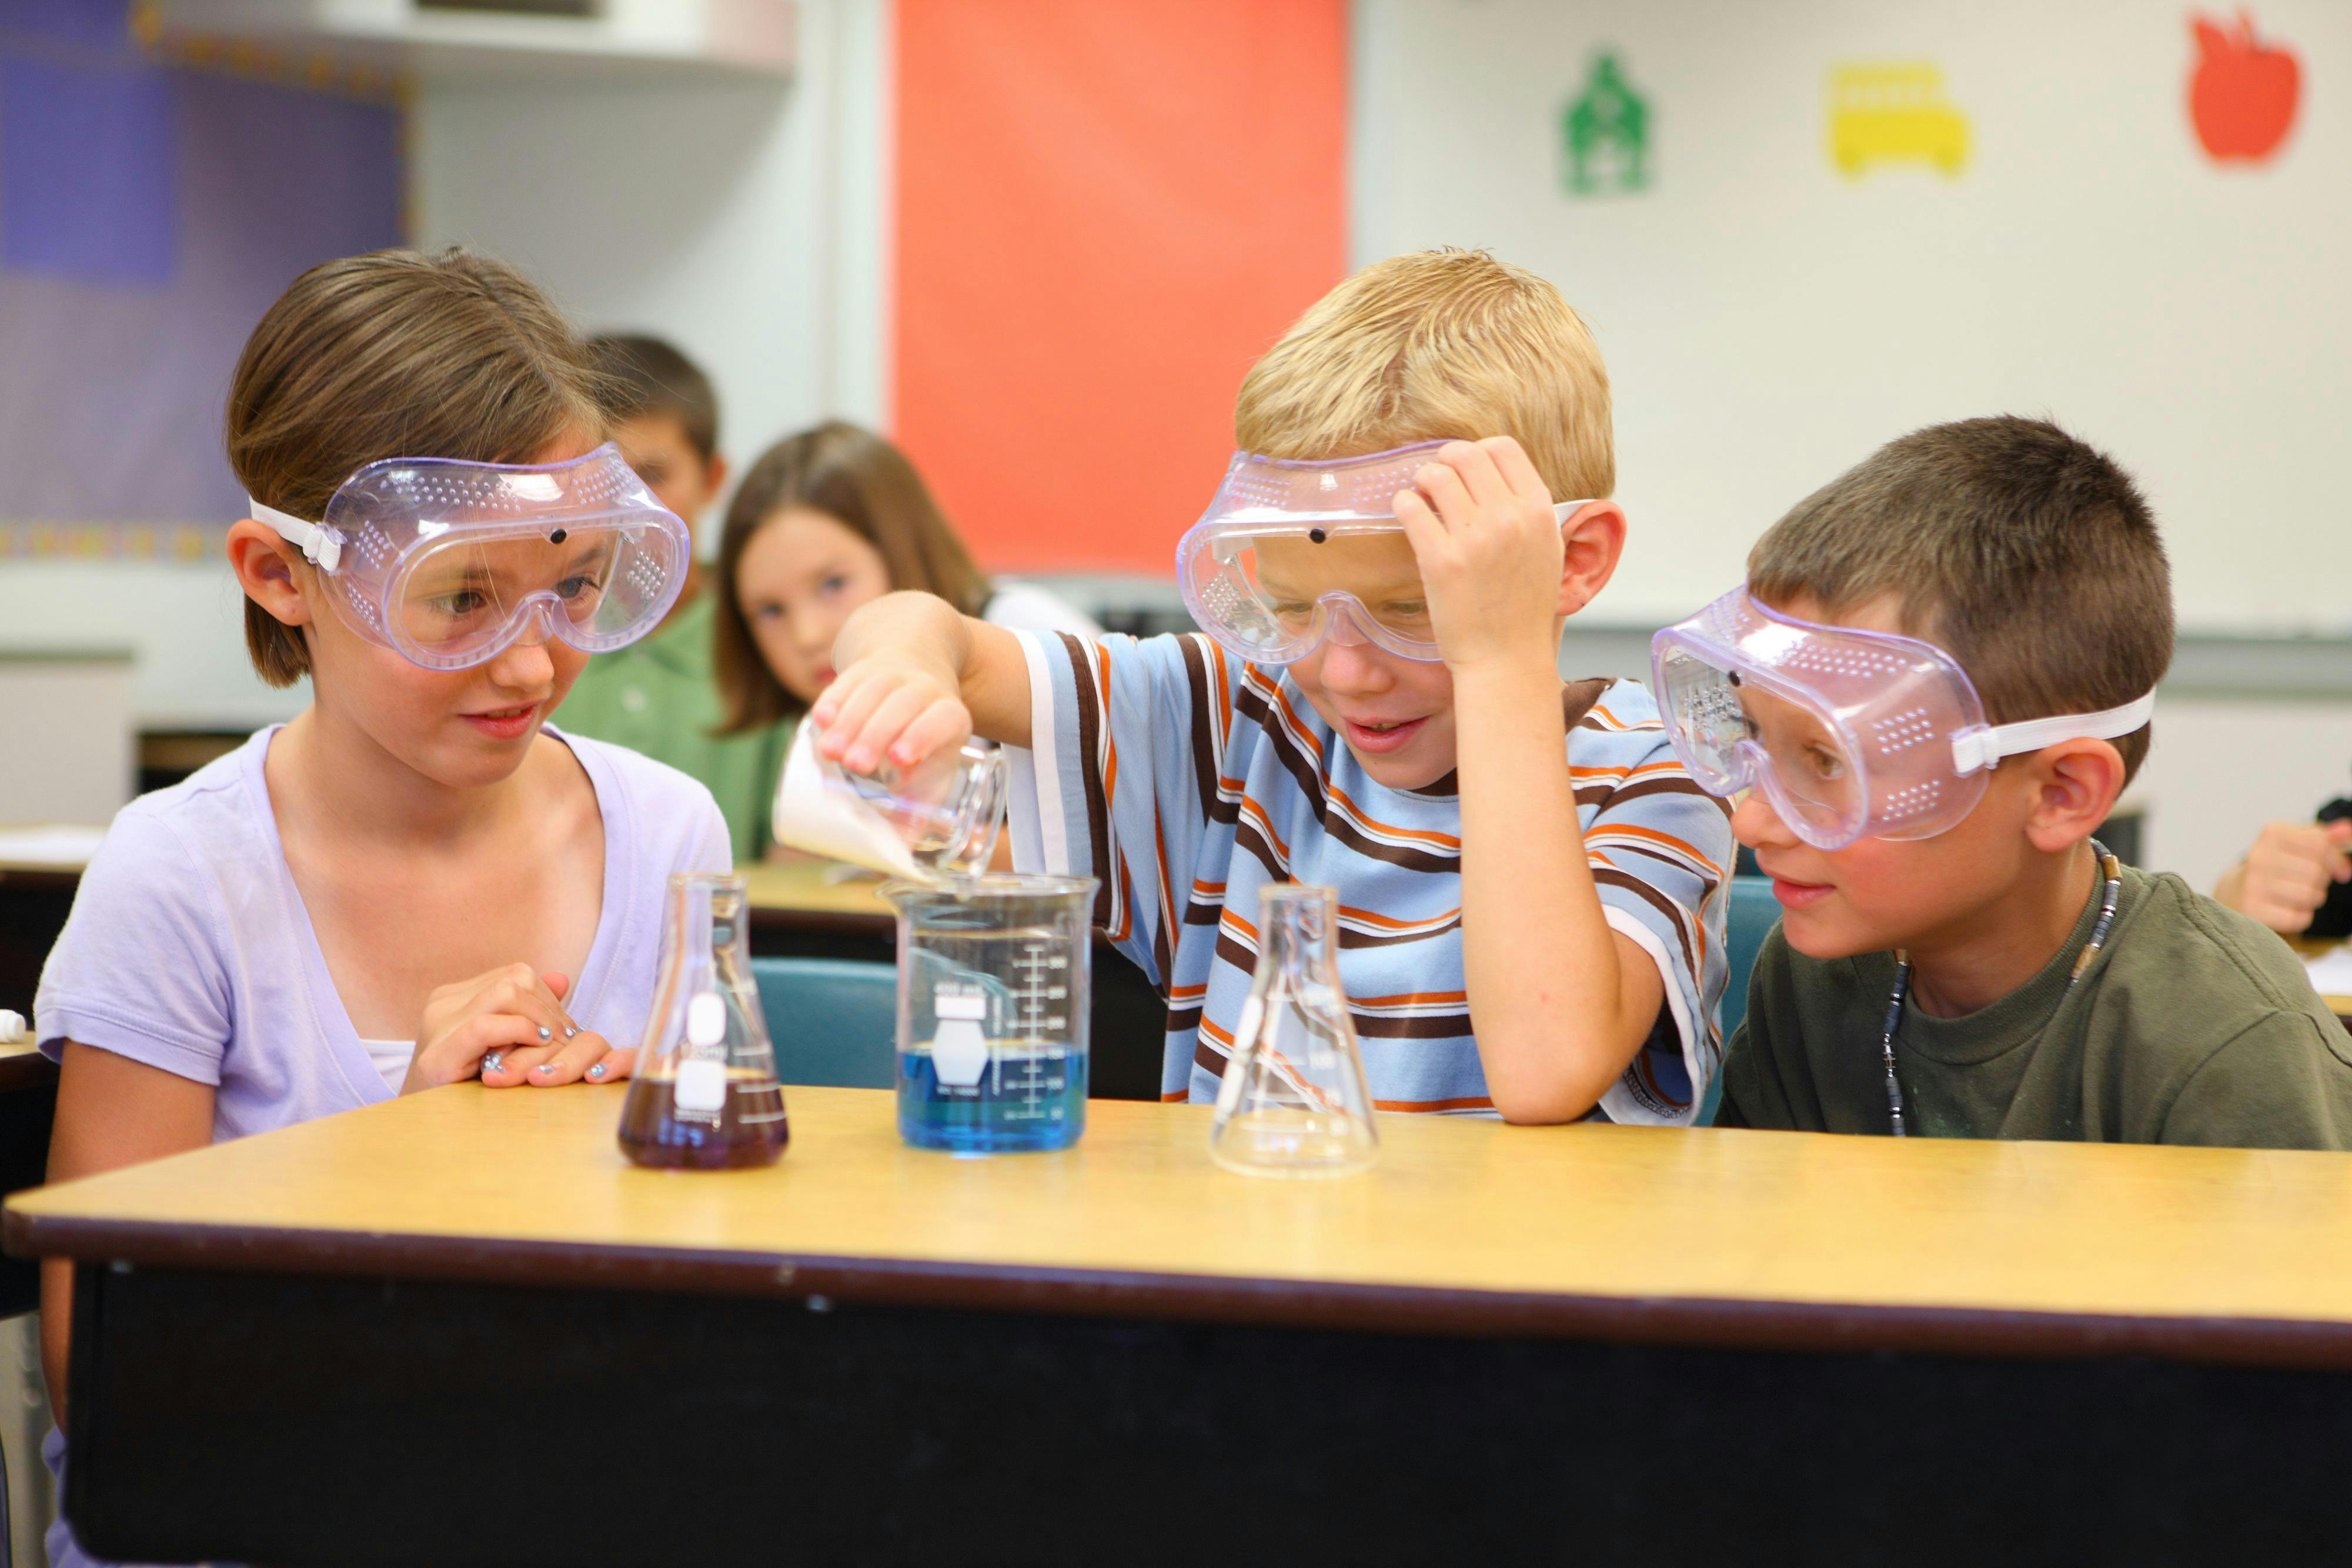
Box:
[674,1058,729,1114]
[936,991,988,1021]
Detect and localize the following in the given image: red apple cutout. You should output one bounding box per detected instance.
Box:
[2189,10,2301,162]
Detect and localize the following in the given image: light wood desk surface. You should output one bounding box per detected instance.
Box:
[15,1084,2352,1365]
[740,858,892,919]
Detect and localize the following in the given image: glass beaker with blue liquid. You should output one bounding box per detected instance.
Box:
[886,874,1097,1153]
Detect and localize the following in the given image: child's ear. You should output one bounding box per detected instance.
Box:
[226,519,314,629]
[704,451,731,498]
[1555,500,1627,617]
[2021,738,2127,854]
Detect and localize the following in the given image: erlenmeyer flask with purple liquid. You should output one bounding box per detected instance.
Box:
[619,872,789,1169]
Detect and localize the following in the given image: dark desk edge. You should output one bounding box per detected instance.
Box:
[0,1050,56,1092]
[12,1206,2352,1372]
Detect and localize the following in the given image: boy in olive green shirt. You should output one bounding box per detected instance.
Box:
[560,335,787,861]
[1659,416,2352,1148]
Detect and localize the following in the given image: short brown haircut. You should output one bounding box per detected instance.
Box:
[226,248,604,686]
[713,421,993,732]
[1233,248,1613,501]
[587,333,720,462]
[1747,416,2173,784]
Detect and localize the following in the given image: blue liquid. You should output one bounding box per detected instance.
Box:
[897,1039,1087,1153]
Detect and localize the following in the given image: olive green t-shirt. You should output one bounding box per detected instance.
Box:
[555,592,791,864]
[1718,865,2352,1149]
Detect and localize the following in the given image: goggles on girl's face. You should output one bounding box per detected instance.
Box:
[1650,586,2156,851]
[246,443,691,673]
[1177,440,1592,666]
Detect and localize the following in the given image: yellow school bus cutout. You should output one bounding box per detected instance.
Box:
[1828,62,1969,177]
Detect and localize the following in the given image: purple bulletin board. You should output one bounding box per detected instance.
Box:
[0,1,405,539]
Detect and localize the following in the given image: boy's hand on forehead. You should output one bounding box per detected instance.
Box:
[1394,437,1568,673]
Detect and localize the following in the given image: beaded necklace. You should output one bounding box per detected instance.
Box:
[1879,842,2124,1138]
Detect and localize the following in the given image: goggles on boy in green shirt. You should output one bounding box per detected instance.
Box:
[1651,585,2155,851]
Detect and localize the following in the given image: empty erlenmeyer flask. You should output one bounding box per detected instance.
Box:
[619,872,789,1169]
[1208,882,1379,1177]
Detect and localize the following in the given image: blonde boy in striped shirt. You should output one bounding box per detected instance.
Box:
[818,250,1730,1122]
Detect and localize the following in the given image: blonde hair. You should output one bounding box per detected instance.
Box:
[225,248,605,686]
[1232,249,1614,499]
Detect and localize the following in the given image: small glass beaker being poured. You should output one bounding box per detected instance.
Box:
[619,872,790,1170]
[1208,882,1379,1178]
[772,720,1007,880]
[886,873,1097,1154]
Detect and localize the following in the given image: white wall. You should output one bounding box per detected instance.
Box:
[412,0,893,511]
[1353,0,2352,633]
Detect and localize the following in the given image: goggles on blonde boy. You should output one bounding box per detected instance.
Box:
[1650,586,2156,851]
[246,443,691,673]
[1177,440,1592,666]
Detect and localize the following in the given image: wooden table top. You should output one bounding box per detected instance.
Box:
[15,1084,2352,1367]
[740,859,892,919]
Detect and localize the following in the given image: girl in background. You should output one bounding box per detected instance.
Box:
[711,420,1098,777]
[35,248,727,1568]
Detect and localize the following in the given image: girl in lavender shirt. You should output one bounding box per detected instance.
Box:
[34,249,728,1568]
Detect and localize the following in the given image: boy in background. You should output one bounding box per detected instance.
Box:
[561,333,788,859]
[814,250,1730,1122]
[1679,416,2352,1146]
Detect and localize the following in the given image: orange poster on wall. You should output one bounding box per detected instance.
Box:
[894,0,1349,574]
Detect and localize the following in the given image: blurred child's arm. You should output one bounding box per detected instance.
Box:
[41,1044,215,1425]
[816,590,1035,768]
[1399,440,1665,1124]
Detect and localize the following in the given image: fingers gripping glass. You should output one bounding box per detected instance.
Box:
[245,443,691,672]
[1649,587,2157,850]
[1178,440,1593,666]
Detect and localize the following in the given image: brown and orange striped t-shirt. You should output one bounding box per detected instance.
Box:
[1004,631,1733,1121]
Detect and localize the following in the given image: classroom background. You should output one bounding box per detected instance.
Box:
[1,0,2349,1550]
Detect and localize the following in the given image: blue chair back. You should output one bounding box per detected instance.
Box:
[1696,875,1782,1125]
[749,956,898,1089]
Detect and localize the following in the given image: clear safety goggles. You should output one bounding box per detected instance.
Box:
[1650,586,2156,850]
[1177,440,1591,666]
[246,443,691,673]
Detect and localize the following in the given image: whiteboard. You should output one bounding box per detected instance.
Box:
[1354,0,2352,632]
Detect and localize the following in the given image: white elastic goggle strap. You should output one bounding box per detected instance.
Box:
[1949,690,2157,776]
[246,497,341,573]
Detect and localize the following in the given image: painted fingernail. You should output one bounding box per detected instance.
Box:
[482,1052,505,1075]
[534,1062,556,1076]
[587,1062,607,1079]
[564,1025,578,1039]
[537,1025,552,1042]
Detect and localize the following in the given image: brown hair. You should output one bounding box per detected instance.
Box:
[1747,416,2174,785]
[225,247,605,686]
[586,332,720,462]
[714,420,991,732]
[1233,248,1614,501]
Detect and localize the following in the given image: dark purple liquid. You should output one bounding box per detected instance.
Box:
[618,1069,790,1170]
